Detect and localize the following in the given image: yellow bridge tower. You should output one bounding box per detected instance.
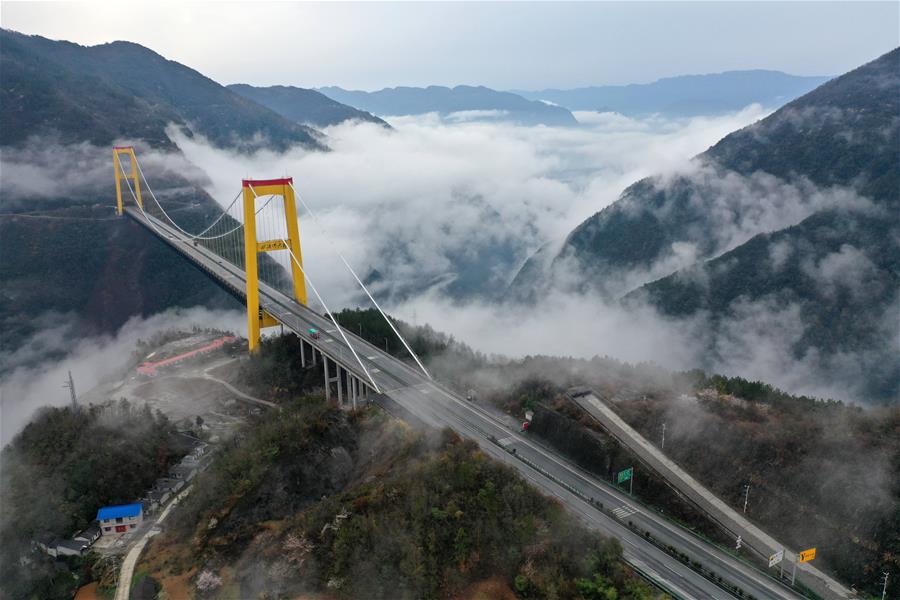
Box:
[242,177,308,352]
[113,146,142,215]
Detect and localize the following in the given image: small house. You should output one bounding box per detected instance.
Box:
[97,503,143,535]
[73,524,101,546]
[169,464,196,481]
[55,539,89,557]
[34,534,89,557]
[34,533,57,556]
[143,490,167,512]
[156,477,185,495]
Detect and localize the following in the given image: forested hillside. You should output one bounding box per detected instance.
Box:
[0,29,325,152]
[0,401,188,599]
[135,335,657,599]
[509,47,900,402]
[511,48,898,298]
[631,208,899,400]
[429,347,900,599]
[0,203,240,374]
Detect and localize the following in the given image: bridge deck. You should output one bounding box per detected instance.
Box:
[125,206,810,600]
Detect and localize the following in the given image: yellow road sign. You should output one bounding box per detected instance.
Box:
[799,548,816,563]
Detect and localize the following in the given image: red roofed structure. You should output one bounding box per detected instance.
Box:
[137,336,236,376]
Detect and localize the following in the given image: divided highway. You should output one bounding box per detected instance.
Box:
[126,207,808,600]
[572,393,852,600]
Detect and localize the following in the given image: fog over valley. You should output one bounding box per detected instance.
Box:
[0,8,898,600]
[1,105,791,433]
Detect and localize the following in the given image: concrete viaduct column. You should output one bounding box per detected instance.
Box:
[322,355,330,401]
[336,365,344,407]
[321,352,371,410]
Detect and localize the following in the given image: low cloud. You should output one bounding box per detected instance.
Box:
[393,286,894,403]
[444,109,511,122]
[0,137,211,209]
[556,164,881,299]
[801,243,883,301]
[0,307,244,446]
[4,104,885,419]
[677,166,877,258]
[169,106,768,305]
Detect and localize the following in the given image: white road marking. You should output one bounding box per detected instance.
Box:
[612,504,638,519]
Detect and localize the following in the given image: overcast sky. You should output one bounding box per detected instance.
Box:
[1,1,897,90]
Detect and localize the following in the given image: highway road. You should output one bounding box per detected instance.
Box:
[126,206,808,600]
[572,393,851,600]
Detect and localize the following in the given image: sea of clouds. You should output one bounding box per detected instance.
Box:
[5,104,889,443]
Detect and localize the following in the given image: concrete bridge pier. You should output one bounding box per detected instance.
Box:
[336,364,344,407]
[318,352,368,410]
[323,355,330,401]
[323,355,342,404]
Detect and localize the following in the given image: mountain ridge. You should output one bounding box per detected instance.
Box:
[316,84,578,126]
[514,69,832,116]
[0,29,326,152]
[509,47,900,402]
[227,84,390,129]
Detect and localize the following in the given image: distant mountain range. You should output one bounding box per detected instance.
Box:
[316,85,578,126]
[0,29,325,152]
[227,84,390,129]
[515,70,832,116]
[510,49,899,402]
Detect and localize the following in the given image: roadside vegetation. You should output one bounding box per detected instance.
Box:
[335,306,485,366]
[332,308,899,597]
[0,400,187,600]
[138,334,659,599]
[464,358,900,598]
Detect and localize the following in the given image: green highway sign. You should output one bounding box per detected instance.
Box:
[617,467,633,484]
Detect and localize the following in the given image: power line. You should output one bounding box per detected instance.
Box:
[0,212,119,221]
[63,370,78,411]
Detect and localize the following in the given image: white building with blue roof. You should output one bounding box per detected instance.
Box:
[97,503,143,535]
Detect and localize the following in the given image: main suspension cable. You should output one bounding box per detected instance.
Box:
[118,158,173,240]
[130,154,250,241]
[288,182,431,379]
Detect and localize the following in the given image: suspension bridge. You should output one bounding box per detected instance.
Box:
[111,146,816,600]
